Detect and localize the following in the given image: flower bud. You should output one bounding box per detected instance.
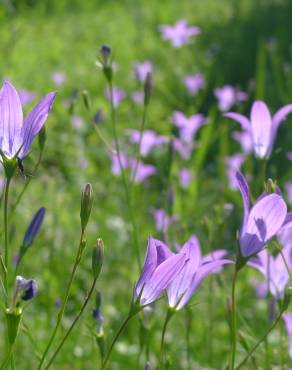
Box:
[100,45,111,64]
[82,90,91,111]
[80,183,94,231]
[92,239,104,279]
[99,45,113,83]
[16,276,38,301]
[144,72,152,106]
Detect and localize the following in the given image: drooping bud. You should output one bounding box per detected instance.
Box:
[144,72,152,106]
[98,45,113,83]
[92,239,104,279]
[18,208,46,265]
[16,276,38,301]
[38,126,47,152]
[82,90,91,111]
[80,183,94,232]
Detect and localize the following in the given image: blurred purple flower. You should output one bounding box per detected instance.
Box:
[225,154,246,190]
[51,71,66,86]
[172,138,194,160]
[251,278,268,299]
[287,152,292,161]
[225,101,292,159]
[232,131,253,154]
[111,152,129,175]
[153,209,177,232]
[167,235,231,310]
[236,171,287,257]
[131,160,156,183]
[214,85,247,112]
[131,91,144,105]
[105,87,126,107]
[179,168,192,189]
[248,245,292,299]
[134,237,186,305]
[159,19,201,48]
[128,129,168,156]
[134,61,153,83]
[71,115,84,129]
[18,89,37,106]
[0,81,56,160]
[183,73,205,95]
[285,182,292,205]
[283,313,292,358]
[172,111,207,142]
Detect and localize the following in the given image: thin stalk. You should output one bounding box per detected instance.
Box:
[235,309,283,369]
[159,309,174,368]
[0,343,13,370]
[230,267,238,370]
[3,178,11,305]
[101,314,134,370]
[108,81,141,269]
[37,231,86,370]
[44,277,98,369]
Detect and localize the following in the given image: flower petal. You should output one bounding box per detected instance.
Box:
[20,92,56,158]
[236,171,250,236]
[272,104,292,132]
[250,101,272,158]
[224,112,251,132]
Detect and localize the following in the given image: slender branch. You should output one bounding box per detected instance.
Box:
[3,178,11,305]
[159,309,174,367]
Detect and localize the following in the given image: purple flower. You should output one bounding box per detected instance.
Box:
[236,171,287,257]
[130,160,156,183]
[0,81,56,160]
[134,61,153,83]
[287,152,292,161]
[278,222,292,249]
[22,207,46,249]
[134,237,186,305]
[171,111,207,142]
[225,101,292,159]
[183,73,205,95]
[105,87,126,107]
[232,131,253,154]
[51,71,66,86]
[131,91,144,105]
[16,275,38,301]
[167,236,232,310]
[110,152,129,175]
[71,115,84,129]
[283,313,292,358]
[248,245,292,299]
[225,154,246,190]
[153,209,177,232]
[285,182,292,205]
[179,168,192,189]
[18,89,37,106]
[128,129,167,156]
[172,138,194,160]
[159,20,200,48]
[214,85,247,112]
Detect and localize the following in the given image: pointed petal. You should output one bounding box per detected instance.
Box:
[240,194,287,257]
[140,252,186,305]
[0,81,23,157]
[272,104,292,131]
[201,249,227,264]
[250,101,272,158]
[20,92,56,158]
[224,112,251,132]
[236,171,250,235]
[175,259,233,310]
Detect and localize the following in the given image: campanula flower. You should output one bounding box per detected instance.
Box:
[183,73,205,95]
[248,245,292,299]
[225,101,292,159]
[16,275,38,301]
[134,61,153,83]
[236,171,287,257]
[105,86,126,107]
[283,313,292,358]
[159,19,201,48]
[232,130,253,154]
[134,237,186,306]
[128,129,167,156]
[171,111,207,143]
[153,209,177,232]
[167,235,232,310]
[0,81,56,160]
[179,168,192,189]
[214,85,247,112]
[172,138,194,160]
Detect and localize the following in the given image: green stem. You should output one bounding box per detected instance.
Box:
[37,231,86,370]
[0,343,13,370]
[159,309,174,368]
[230,267,238,370]
[3,178,11,305]
[235,309,283,369]
[44,277,98,369]
[101,314,134,370]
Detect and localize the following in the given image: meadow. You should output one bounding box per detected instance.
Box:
[1,0,292,369]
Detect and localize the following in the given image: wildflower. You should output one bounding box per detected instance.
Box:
[134,61,153,83]
[0,81,56,161]
[16,275,38,301]
[225,101,292,159]
[51,71,66,86]
[283,313,292,358]
[236,171,287,257]
[232,130,253,154]
[105,87,126,107]
[172,138,194,160]
[153,209,177,232]
[134,237,186,306]
[287,152,292,161]
[248,245,292,299]
[225,154,246,190]
[167,235,231,310]
[110,152,129,176]
[183,73,205,95]
[159,19,201,48]
[131,161,156,183]
[179,168,192,189]
[128,129,167,156]
[171,111,207,143]
[214,85,247,112]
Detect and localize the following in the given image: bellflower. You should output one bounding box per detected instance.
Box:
[225,100,292,159]
[171,111,207,143]
[179,168,192,189]
[153,209,177,232]
[134,61,153,83]
[183,73,205,95]
[16,275,38,301]
[105,86,126,107]
[128,129,167,156]
[0,81,56,161]
[214,85,247,112]
[159,19,201,48]
[172,138,194,160]
[232,130,253,154]
[248,245,292,299]
[134,237,186,306]
[130,160,156,183]
[287,152,292,161]
[236,171,287,257]
[283,313,292,358]
[167,235,232,310]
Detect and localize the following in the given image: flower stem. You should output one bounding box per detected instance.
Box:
[230,266,238,370]
[3,178,11,305]
[159,309,174,368]
[37,231,86,370]
[44,277,98,369]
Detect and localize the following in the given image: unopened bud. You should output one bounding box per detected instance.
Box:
[80,183,94,231]
[92,239,104,279]
[38,126,46,151]
[82,90,91,111]
[265,178,277,193]
[144,72,152,106]
[99,45,112,83]
[21,207,46,251]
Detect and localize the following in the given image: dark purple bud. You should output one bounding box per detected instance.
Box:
[22,208,46,250]
[16,276,38,301]
[93,110,103,125]
[100,45,111,64]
